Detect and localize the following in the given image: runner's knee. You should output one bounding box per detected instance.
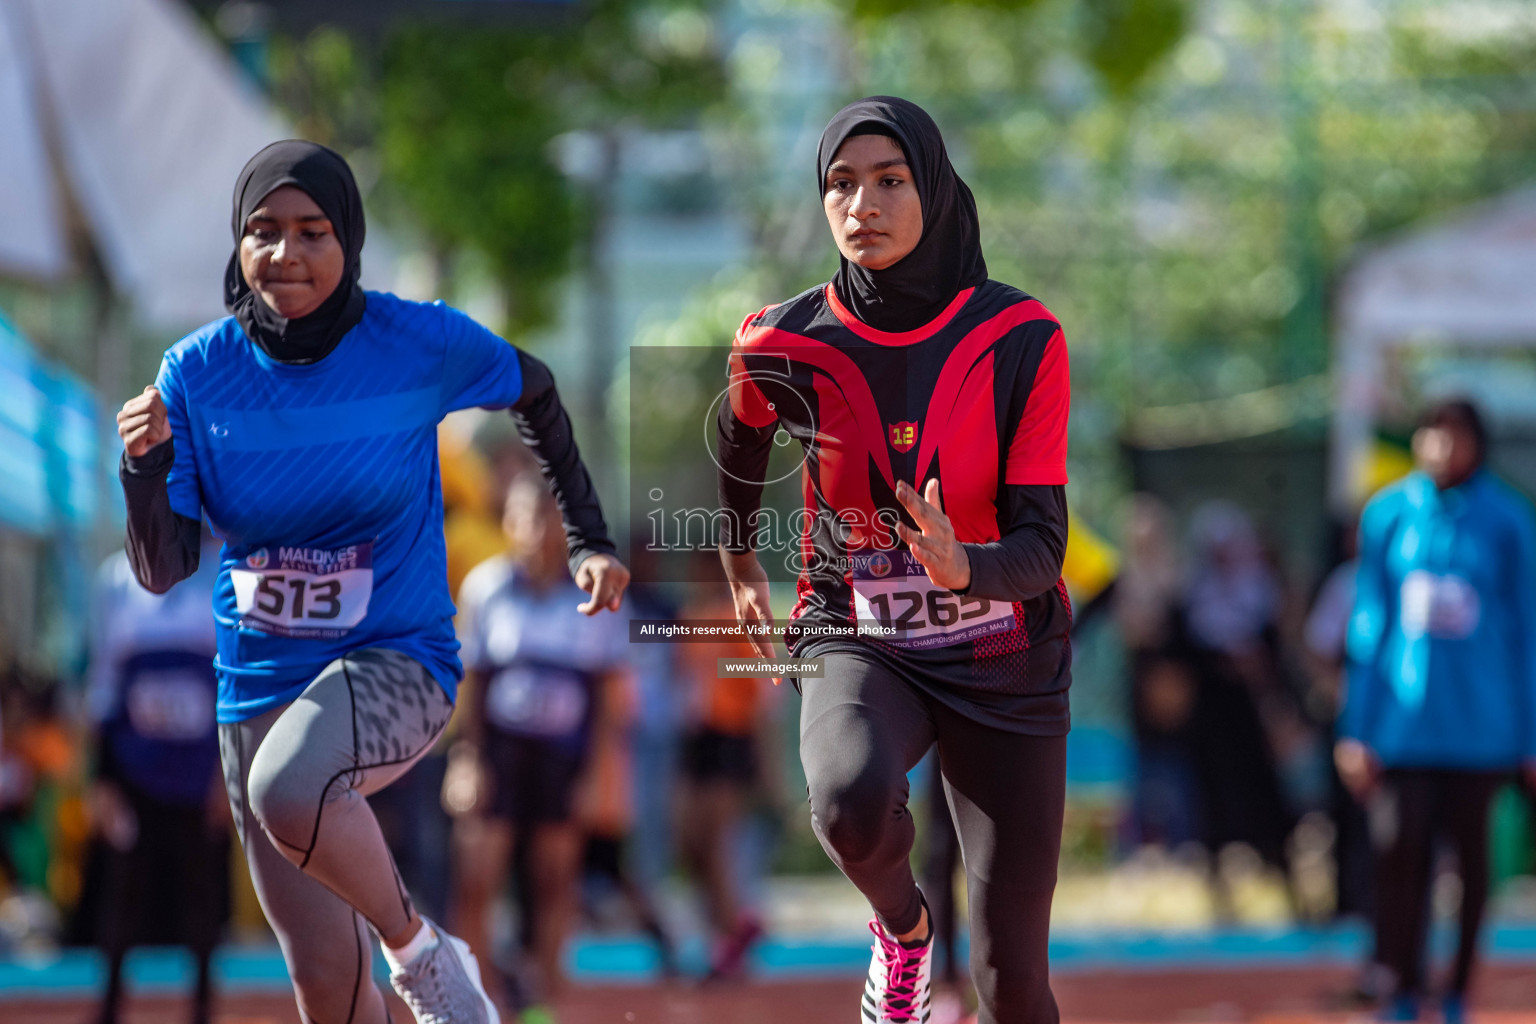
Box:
[247,742,329,854]
[807,757,904,864]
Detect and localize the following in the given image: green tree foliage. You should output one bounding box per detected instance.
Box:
[379,28,576,333]
[269,2,727,339]
[1080,0,1190,99]
[851,0,1044,19]
[379,3,726,336]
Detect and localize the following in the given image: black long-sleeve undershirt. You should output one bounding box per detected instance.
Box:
[716,399,776,555]
[121,443,201,595]
[715,401,1067,603]
[121,347,615,594]
[507,349,617,577]
[952,482,1068,603]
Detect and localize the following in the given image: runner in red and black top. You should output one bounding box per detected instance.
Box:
[723,273,1071,711]
[718,97,1069,1024]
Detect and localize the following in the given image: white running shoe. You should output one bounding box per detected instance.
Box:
[861,918,933,1023]
[388,919,500,1024]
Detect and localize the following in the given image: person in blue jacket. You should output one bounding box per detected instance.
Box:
[1337,398,1536,1024]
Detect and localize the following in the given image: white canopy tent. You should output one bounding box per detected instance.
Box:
[0,0,396,332]
[1332,184,1536,509]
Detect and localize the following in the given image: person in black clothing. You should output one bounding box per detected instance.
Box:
[85,546,228,1024]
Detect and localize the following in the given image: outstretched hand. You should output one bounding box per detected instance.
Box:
[575,553,630,614]
[720,546,779,662]
[894,479,972,591]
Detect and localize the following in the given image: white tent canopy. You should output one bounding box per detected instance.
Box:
[1332,184,1536,508]
[0,0,286,330]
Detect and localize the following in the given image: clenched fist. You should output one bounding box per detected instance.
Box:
[117,386,172,458]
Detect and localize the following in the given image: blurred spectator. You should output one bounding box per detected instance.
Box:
[1,671,82,949]
[1338,399,1536,1024]
[441,423,522,599]
[0,679,31,898]
[622,539,686,895]
[1184,501,1282,670]
[1304,520,1376,922]
[576,663,678,977]
[1115,495,1183,654]
[675,565,781,981]
[1114,495,1201,847]
[1182,502,1297,885]
[83,543,228,1024]
[446,473,630,1016]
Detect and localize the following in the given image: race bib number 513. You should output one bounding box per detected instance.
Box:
[231,542,374,639]
[851,550,1017,649]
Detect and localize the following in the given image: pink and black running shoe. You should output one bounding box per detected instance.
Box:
[861,918,933,1023]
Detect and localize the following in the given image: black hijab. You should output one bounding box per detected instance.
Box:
[224,140,367,364]
[817,96,988,333]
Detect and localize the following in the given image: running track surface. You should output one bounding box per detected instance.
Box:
[8,966,1536,1023]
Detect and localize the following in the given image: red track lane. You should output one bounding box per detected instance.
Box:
[6,966,1536,1023]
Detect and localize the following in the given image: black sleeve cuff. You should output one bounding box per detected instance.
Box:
[121,441,174,478]
[953,543,1002,599]
[567,540,619,580]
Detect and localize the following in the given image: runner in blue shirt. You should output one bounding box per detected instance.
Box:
[114,140,628,1024]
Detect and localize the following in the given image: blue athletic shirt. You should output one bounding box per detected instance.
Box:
[1342,469,1536,769]
[155,291,523,722]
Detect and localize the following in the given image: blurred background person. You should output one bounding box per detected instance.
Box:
[675,559,782,983]
[83,536,228,1024]
[575,660,678,980]
[1181,502,1298,898]
[1114,495,1201,848]
[0,670,78,952]
[1303,516,1384,1001]
[574,614,675,982]
[619,538,686,911]
[447,472,632,1019]
[1338,398,1536,1024]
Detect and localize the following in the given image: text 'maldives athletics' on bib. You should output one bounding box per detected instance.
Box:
[229,542,374,638]
[155,292,528,722]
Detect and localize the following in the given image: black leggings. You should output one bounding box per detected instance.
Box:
[1370,768,1505,1000]
[921,749,963,988]
[799,649,1066,1024]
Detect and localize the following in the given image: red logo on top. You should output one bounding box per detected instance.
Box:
[888,421,919,453]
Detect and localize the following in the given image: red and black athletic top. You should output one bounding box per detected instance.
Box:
[717,278,1072,730]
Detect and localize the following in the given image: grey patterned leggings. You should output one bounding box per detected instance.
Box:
[220,647,453,1024]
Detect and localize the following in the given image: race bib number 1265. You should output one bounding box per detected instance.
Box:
[851,549,1017,649]
[231,542,374,639]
